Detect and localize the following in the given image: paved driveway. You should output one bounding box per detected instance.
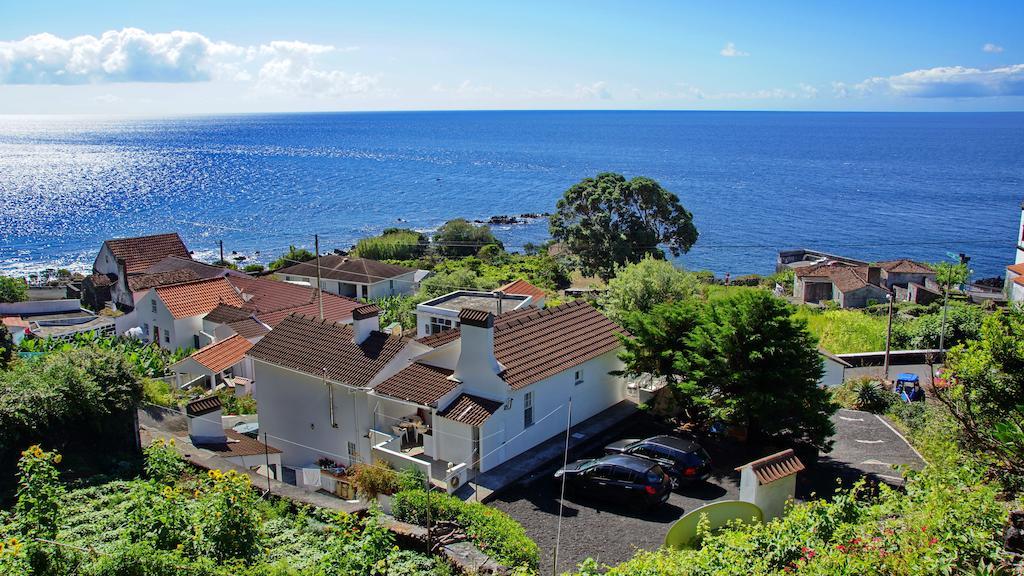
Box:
[491,409,927,573]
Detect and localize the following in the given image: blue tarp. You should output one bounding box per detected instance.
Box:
[896,373,919,383]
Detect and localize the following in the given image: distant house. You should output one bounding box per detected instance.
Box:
[138,275,364,351]
[497,278,547,308]
[415,290,532,338]
[275,255,417,300]
[818,348,851,387]
[247,300,629,490]
[792,257,935,309]
[172,334,255,390]
[84,233,192,312]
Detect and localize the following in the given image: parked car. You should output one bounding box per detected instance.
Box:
[553,453,672,509]
[604,435,712,487]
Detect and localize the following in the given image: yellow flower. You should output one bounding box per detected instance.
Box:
[53,454,62,464]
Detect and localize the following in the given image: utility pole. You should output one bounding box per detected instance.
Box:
[938,278,950,353]
[552,397,574,576]
[883,290,894,382]
[263,431,271,494]
[219,240,224,264]
[315,234,324,320]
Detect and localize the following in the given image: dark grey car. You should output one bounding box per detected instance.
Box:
[604,435,712,487]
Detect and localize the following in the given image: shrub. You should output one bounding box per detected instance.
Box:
[433,219,502,258]
[243,263,266,273]
[831,378,897,413]
[194,469,263,562]
[353,229,428,261]
[143,438,185,485]
[397,467,426,492]
[268,246,315,271]
[601,256,702,326]
[142,378,175,407]
[349,462,399,499]
[0,276,28,303]
[392,489,538,570]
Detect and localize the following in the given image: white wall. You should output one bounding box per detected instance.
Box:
[253,360,373,469]
[479,349,625,472]
[819,357,846,387]
[434,417,474,468]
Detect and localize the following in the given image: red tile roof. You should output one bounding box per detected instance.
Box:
[128,269,202,292]
[226,276,363,327]
[227,318,270,339]
[275,255,415,284]
[877,259,935,274]
[795,262,875,293]
[154,278,246,320]
[736,449,805,485]
[247,314,407,387]
[436,393,503,426]
[499,278,547,301]
[182,335,253,373]
[373,363,458,406]
[204,303,253,325]
[104,233,191,275]
[381,300,626,406]
[196,429,282,456]
[1007,263,1024,276]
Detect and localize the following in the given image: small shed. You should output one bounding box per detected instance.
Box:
[172,334,254,390]
[736,449,805,521]
[186,395,226,444]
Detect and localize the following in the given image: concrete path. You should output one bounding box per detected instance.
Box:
[459,400,637,502]
[822,408,926,485]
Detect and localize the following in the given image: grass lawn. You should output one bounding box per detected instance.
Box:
[794,306,888,353]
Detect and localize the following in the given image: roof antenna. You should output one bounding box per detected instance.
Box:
[315,234,324,320]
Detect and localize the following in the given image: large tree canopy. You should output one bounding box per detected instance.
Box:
[433,218,502,258]
[602,256,702,327]
[549,173,698,281]
[619,291,836,452]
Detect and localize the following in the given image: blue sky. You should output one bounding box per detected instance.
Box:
[1,0,1022,113]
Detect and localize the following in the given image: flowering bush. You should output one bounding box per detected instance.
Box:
[573,462,1005,576]
[143,438,185,485]
[194,469,263,562]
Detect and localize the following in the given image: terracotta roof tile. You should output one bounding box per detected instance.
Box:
[736,449,805,485]
[877,259,935,274]
[196,429,281,456]
[104,233,191,275]
[796,262,875,293]
[247,314,407,388]
[437,393,503,426]
[183,335,253,373]
[373,363,457,406]
[128,269,203,292]
[275,255,416,284]
[384,301,626,405]
[1007,263,1024,276]
[227,318,270,339]
[498,278,547,301]
[226,276,362,327]
[458,308,493,327]
[186,395,222,417]
[155,278,246,320]
[353,304,382,320]
[204,303,253,325]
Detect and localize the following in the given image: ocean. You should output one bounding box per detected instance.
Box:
[1,111,1022,279]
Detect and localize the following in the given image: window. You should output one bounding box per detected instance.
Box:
[163,329,170,344]
[574,369,584,386]
[151,299,157,313]
[430,317,453,335]
[347,442,359,465]
[193,334,201,350]
[523,391,534,428]
[389,279,394,291]
[361,285,368,299]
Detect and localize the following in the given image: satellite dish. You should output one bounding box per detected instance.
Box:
[664,500,763,549]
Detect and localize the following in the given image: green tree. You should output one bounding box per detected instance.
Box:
[242,263,265,273]
[0,276,28,303]
[549,173,698,281]
[0,324,13,369]
[934,261,970,291]
[268,245,315,271]
[939,305,1024,484]
[602,256,702,327]
[892,303,986,349]
[694,291,835,450]
[353,228,429,260]
[433,218,502,258]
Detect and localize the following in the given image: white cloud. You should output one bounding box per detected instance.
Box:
[575,81,612,99]
[839,64,1024,98]
[720,42,749,57]
[0,28,373,98]
[983,43,1004,53]
[649,81,816,101]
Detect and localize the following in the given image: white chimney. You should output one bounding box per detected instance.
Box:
[187,396,226,444]
[352,304,381,345]
[454,308,502,381]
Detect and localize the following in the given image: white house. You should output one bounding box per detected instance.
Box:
[247,299,629,491]
[172,334,255,390]
[415,290,532,338]
[83,232,192,312]
[186,396,282,479]
[247,305,418,471]
[138,277,246,351]
[275,255,417,300]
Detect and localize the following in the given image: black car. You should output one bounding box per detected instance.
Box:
[604,435,712,486]
[553,453,672,509]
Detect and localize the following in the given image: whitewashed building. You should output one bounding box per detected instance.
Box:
[275,255,417,300]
